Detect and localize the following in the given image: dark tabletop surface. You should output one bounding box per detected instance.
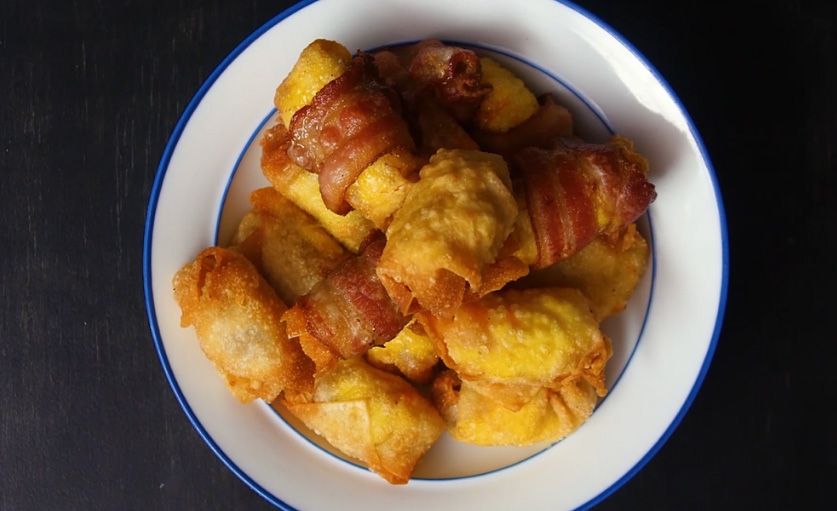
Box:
[1,0,835,509]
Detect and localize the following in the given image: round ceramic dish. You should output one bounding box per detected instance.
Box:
[144,0,728,509]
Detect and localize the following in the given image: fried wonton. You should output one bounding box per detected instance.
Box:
[474,57,539,133]
[232,187,349,304]
[261,122,377,253]
[517,224,649,320]
[172,247,314,402]
[366,320,438,384]
[377,149,523,317]
[419,288,611,405]
[283,358,444,484]
[432,371,597,446]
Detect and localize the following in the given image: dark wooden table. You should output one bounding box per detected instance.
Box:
[2,1,835,509]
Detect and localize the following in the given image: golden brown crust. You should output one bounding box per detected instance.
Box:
[366,320,439,384]
[473,94,573,157]
[231,187,349,305]
[418,288,611,398]
[282,358,444,484]
[282,306,339,378]
[377,149,519,317]
[172,247,314,402]
[515,224,649,320]
[431,370,598,446]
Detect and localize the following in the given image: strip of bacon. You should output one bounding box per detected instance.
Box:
[283,239,409,362]
[407,40,490,121]
[515,136,656,269]
[288,54,415,214]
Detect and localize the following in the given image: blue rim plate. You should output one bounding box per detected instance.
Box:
[145,1,728,509]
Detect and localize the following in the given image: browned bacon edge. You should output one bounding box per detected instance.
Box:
[407,40,490,121]
[516,137,656,269]
[288,54,415,215]
[285,239,409,359]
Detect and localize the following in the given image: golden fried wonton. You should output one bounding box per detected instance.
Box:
[172,247,314,402]
[366,320,439,384]
[432,371,597,446]
[419,288,612,403]
[377,149,521,317]
[232,187,349,305]
[516,224,649,320]
[283,358,444,484]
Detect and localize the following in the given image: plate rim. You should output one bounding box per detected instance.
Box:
[143,1,729,509]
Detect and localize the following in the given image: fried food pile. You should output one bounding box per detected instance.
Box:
[172,39,656,484]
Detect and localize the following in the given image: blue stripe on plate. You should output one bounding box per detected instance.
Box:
[144,0,728,508]
[552,1,729,509]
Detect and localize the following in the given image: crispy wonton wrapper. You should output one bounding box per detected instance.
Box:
[283,358,444,484]
[432,370,597,446]
[516,224,649,320]
[377,149,523,317]
[232,187,349,305]
[172,247,314,402]
[419,287,611,408]
[366,320,439,384]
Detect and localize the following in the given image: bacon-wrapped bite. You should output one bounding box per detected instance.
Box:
[419,288,611,410]
[288,53,416,214]
[377,149,524,318]
[272,41,420,228]
[366,320,439,384]
[282,358,444,484]
[283,239,408,375]
[172,247,314,402]
[473,94,574,158]
[407,39,491,121]
[232,188,349,305]
[371,47,479,155]
[432,371,597,446]
[515,135,656,269]
[516,224,650,320]
[261,123,377,253]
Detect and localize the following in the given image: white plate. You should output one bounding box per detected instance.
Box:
[144,0,728,509]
